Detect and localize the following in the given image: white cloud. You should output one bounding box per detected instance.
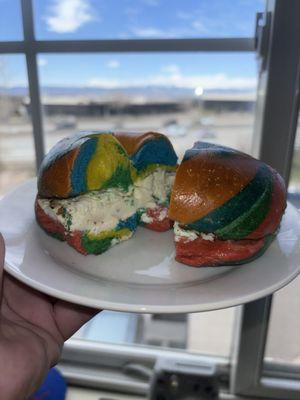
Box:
[192,20,207,34]
[161,64,181,74]
[87,73,256,90]
[38,57,48,67]
[45,0,94,33]
[130,27,164,37]
[176,12,212,35]
[149,73,257,90]
[106,60,120,69]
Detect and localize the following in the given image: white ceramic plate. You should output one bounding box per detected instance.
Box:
[1,179,300,313]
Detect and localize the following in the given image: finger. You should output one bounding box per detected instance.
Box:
[0,234,5,291]
[0,233,5,268]
[54,300,99,340]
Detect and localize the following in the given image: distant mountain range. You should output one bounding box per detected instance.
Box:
[0,85,255,100]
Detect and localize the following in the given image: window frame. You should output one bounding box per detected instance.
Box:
[59,339,229,395]
[231,1,300,398]
[0,0,299,398]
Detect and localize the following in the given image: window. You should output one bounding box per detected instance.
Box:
[264,110,300,366]
[230,2,300,398]
[38,49,257,359]
[288,111,300,196]
[33,0,262,40]
[38,52,257,159]
[0,55,35,195]
[1,0,300,399]
[265,277,300,365]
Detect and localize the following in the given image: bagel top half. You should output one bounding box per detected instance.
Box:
[38,131,178,199]
[168,142,286,240]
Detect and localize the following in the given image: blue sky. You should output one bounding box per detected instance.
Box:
[0,0,263,89]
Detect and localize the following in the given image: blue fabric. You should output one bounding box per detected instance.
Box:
[31,368,66,400]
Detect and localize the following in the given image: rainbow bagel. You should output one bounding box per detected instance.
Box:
[38,131,135,199]
[36,131,177,255]
[169,142,286,267]
[114,131,177,174]
[36,135,286,264]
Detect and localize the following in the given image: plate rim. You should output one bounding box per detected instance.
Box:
[4,259,300,313]
[2,179,300,313]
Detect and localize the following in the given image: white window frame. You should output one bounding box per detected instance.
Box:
[0,0,299,398]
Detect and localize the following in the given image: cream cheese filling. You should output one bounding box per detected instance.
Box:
[38,169,175,235]
[134,169,175,210]
[140,213,154,224]
[174,221,215,242]
[38,188,136,235]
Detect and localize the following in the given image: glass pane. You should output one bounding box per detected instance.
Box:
[33,0,263,40]
[288,111,300,194]
[187,308,234,356]
[265,277,300,364]
[0,55,35,195]
[0,0,23,41]
[74,309,234,356]
[264,112,300,365]
[39,51,258,357]
[39,52,257,159]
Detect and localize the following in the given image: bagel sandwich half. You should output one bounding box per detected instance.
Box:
[168,142,286,267]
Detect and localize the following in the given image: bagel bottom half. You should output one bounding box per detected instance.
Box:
[175,233,274,267]
[35,196,137,255]
[172,167,286,267]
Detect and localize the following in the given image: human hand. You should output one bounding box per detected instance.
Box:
[0,235,98,400]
